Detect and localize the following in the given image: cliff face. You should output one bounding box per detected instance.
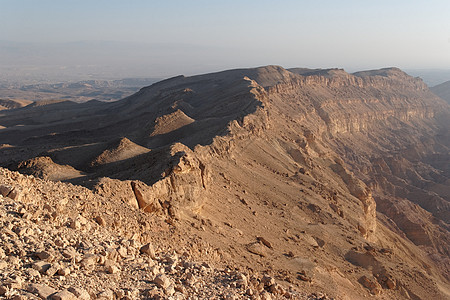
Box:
[0,66,449,299]
[262,68,448,241]
[197,66,449,297]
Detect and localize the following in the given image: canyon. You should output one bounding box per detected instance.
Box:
[0,66,449,299]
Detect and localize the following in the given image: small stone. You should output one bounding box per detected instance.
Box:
[58,267,71,276]
[297,270,312,282]
[62,247,77,259]
[6,255,20,265]
[97,289,114,299]
[95,215,106,226]
[80,254,97,268]
[269,283,284,295]
[5,276,24,289]
[260,291,272,300]
[286,251,295,257]
[8,187,22,200]
[69,220,80,229]
[67,287,90,300]
[36,250,53,261]
[0,184,13,197]
[247,242,267,257]
[165,284,175,296]
[236,273,248,288]
[44,264,59,276]
[106,264,120,274]
[140,243,156,259]
[261,275,275,287]
[27,268,41,278]
[50,290,77,300]
[105,248,119,261]
[32,261,51,273]
[386,277,396,289]
[315,237,326,247]
[27,283,58,299]
[153,274,171,289]
[54,239,65,247]
[117,246,127,258]
[359,275,382,295]
[0,285,7,296]
[0,261,7,269]
[257,236,273,249]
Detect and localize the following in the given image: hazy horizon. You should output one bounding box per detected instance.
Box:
[1,1,450,83]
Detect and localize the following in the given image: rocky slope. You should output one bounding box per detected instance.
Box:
[0,65,449,299]
[431,80,450,104]
[1,168,313,299]
[0,99,33,111]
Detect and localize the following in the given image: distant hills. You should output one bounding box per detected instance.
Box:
[406,69,450,86]
[0,77,161,104]
[431,80,450,104]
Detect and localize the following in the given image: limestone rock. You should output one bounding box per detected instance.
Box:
[153,274,171,289]
[247,242,267,257]
[359,275,382,295]
[256,236,273,249]
[27,283,58,299]
[140,243,156,259]
[32,261,51,273]
[67,287,90,300]
[50,290,77,300]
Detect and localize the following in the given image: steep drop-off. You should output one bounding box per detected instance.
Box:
[0,66,449,299]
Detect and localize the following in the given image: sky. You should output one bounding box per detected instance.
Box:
[0,0,449,79]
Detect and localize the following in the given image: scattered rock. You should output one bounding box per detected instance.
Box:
[61,247,77,259]
[106,264,120,274]
[153,274,171,289]
[257,236,273,249]
[80,254,97,268]
[0,285,7,296]
[95,215,106,226]
[140,243,157,259]
[0,184,13,197]
[359,275,382,295]
[247,242,267,257]
[67,287,90,300]
[36,250,53,261]
[97,289,114,299]
[297,270,312,282]
[27,283,58,299]
[50,290,77,300]
[32,261,52,273]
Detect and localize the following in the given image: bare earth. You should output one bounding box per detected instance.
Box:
[0,66,449,299]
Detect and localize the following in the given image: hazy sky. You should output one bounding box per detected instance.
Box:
[1,0,449,78]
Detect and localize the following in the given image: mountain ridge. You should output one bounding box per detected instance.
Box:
[0,65,449,299]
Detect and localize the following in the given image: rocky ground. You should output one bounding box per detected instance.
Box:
[0,168,330,300]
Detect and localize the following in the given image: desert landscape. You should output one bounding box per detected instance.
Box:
[0,65,449,299]
[2,1,450,299]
